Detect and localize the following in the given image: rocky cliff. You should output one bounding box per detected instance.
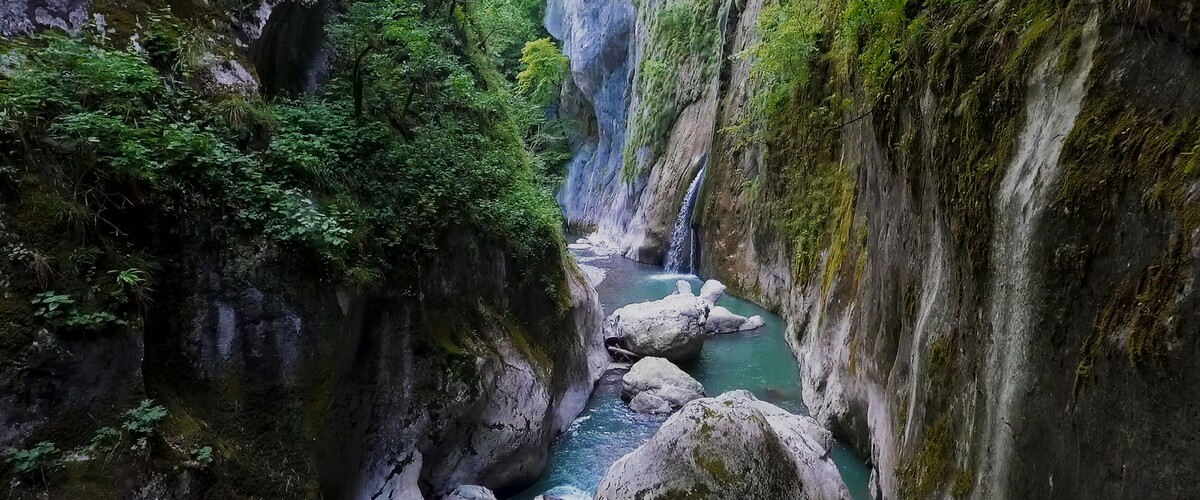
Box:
[556,0,1200,497]
[0,1,607,497]
[1,212,605,499]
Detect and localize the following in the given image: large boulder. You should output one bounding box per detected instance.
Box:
[703,306,765,334]
[622,357,704,414]
[605,293,708,362]
[595,391,850,500]
[698,279,726,306]
[445,485,498,500]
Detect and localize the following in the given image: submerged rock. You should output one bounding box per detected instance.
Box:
[446,484,498,500]
[595,391,850,500]
[703,306,765,334]
[605,293,707,362]
[622,357,704,414]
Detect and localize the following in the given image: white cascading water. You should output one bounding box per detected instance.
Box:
[663,167,706,273]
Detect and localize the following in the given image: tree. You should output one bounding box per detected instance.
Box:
[516,38,568,107]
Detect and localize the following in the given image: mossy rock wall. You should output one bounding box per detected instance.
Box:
[685,0,1200,498]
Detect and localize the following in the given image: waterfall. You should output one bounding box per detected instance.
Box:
[663,167,706,273]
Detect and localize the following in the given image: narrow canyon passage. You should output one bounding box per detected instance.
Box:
[515,243,872,499]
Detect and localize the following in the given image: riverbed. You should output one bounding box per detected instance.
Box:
[514,245,872,499]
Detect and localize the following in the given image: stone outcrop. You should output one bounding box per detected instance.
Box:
[606,279,765,359]
[580,0,1200,497]
[621,356,704,414]
[318,230,607,499]
[697,279,726,306]
[0,0,91,37]
[595,390,850,500]
[0,226,606,499]
[704,306,764,334]
[446,484,498,500]
[605,291,708,361]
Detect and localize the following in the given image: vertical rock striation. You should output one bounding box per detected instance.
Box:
[565,0,1200,497]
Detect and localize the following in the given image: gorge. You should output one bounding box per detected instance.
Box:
[1,0,1198,499]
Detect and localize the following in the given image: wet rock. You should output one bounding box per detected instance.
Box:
[622,357,704,413]
[703,306,764,334]
[605,293,707,362]
[698,279,726,306]
[674,280,694,296]
[628,392,673,414]
[446,484,498,500]
[596,391,850,500]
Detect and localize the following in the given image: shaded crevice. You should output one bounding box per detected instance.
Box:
[252,0,331,96]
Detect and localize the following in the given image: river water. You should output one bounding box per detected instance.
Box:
[513,245,872,500]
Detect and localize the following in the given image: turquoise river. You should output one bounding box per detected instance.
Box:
[514,245,872,500]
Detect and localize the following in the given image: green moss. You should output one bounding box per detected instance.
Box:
[622,0,727,179]
[500,312,554,378]
[1060,84,1200,392]
[1075,236,1191,392]
[692,450,736,485]
[658,483,714,500]
[928,334,958,393]
[896,414,954,500]
[951,468,975,497]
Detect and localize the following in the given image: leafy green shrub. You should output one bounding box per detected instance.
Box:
[189,446,214,467]
[31,291,124,331]
[5,441,62,480]
[121,399,168,451]
[31,292,74,322]
[89,426,120,451]
[2,0,570,312]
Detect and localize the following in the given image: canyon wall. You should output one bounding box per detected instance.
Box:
[556,0,1200,497]
[0,2,606,497]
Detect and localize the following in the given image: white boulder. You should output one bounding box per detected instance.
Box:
[605,294,708,362]
[445,485,498,500]
[703,306,766,334]
[698,279,726,306]
[628,392,673,414]
[622,357,704,414]
[674,280,694,296]
[595,391,851,500]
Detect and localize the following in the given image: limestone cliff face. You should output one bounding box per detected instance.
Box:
[548,0,641,240]
[0,3,607,497]
[317,229,606,499]
[0,220,605,498]
[570,0,1200,497]
[552,0,738,263]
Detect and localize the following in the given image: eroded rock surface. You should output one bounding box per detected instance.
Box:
[622,356,703,414]
[605,293,707,362]
[595,390,850,500]
[704,306,764,334]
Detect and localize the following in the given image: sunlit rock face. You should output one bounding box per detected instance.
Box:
[546,0,641,243]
